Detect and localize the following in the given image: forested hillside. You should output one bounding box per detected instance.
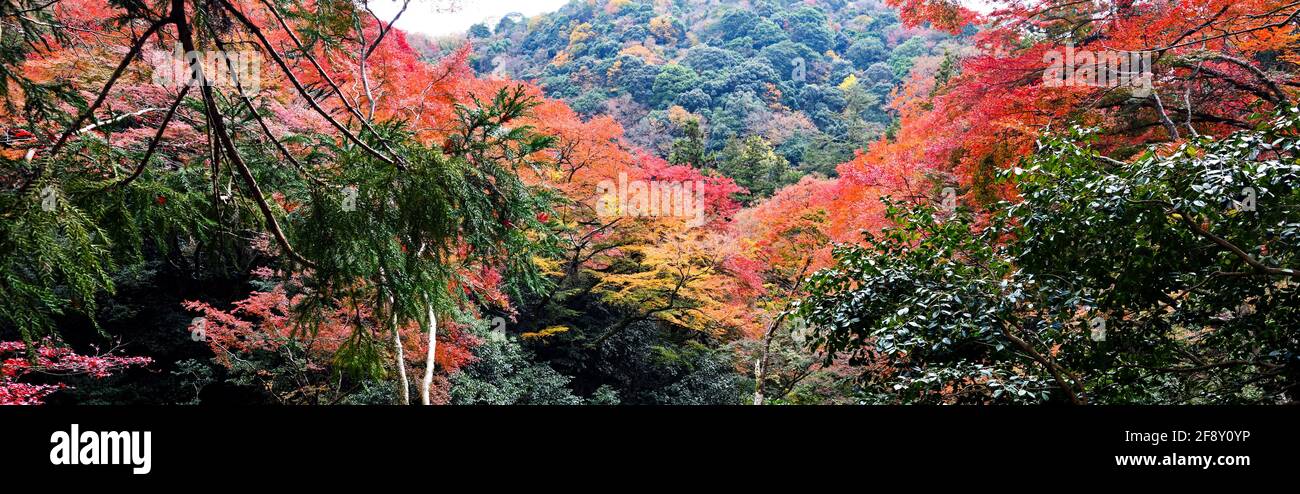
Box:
[463,0,956,197]
[2,0,1297,406]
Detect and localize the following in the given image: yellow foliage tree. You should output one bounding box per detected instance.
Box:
[591,228,753,344]
[552,50,573,67]
[838,74,860,90]
[618,44,662,64]
[649,15,683,43]
[569,22,593,46]
[666,105,698,127]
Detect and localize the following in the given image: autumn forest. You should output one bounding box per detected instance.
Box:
[1,0,1297,406]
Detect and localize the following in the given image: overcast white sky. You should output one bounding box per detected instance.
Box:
[368,0,570,36]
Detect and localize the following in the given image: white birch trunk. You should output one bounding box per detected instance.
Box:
[391,298,410,405]
[420,303,437,405]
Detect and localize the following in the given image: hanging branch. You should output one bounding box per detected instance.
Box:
[7,16,172,203]
[361,0,410,59]
[999,321,1086,405]
[112,84,191,190]
[77,107,166,134]
[172,0,318,270]
[1150,90,1181,141]
[1126,198,1296,277]
[354,14,378,119]
[204,24,328,187]
[212,0,401,168]
[1194,51,1292,107]
[753,255,814,405]
[1,0,65,17]
[251,0,404,164]
[1151,6,1300,52]
[45,17,170,158]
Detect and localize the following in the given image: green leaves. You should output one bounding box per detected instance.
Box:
[278,86,559,375]
[0,128,220,343]
[1,183,111,339]
[798,109,1300,404]
[799,198,1027,401]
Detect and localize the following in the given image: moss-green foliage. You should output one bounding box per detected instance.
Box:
[525,319,745,405]
[449,324,598,405]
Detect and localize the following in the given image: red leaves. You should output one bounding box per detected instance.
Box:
[184,270,480,377]
[184,279,319,367]
[636,150,746,226]
[886,0,979,34]
[0,382,68,406]
[0,339,151,405]
[270,191,299,213]
[722,255,766,297]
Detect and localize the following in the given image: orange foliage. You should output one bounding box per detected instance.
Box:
[725,0,1299,346]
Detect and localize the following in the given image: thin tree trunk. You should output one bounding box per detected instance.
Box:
[753,312,787,405]
[420,303,437,405]
[390,296,410,405]
[753,257,814,405]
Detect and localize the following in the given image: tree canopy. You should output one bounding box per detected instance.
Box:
[1,0,1297,406]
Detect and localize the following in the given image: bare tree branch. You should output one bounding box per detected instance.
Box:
[214,0,400,168]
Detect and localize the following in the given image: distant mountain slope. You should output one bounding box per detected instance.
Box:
[459,0,963,200]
